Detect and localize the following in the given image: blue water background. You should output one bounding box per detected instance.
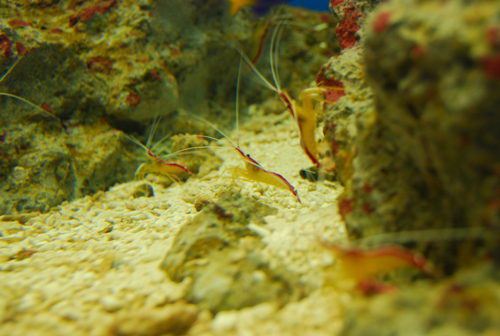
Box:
[287,0,330,11]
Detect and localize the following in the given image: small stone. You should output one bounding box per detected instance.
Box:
[110,302,198,335]
[132,183,154,198]
[101,295,125,312]
[212,310,238,332]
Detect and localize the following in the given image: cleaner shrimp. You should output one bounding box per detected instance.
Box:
[186,56,301,203]
[317,224,497,295]
[193,16,345,202]
[124,117,191,183]
[187,109,301,203]
[236,19,344,168]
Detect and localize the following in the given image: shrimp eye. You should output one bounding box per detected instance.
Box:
[300,168,318,182]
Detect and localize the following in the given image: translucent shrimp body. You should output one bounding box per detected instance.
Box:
[185,110,301,203]
[135,152,191,180]
[237,21,327,167]
[125,118,191,181]
[232,147,301,203]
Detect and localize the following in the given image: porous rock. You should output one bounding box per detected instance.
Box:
[323,0,500,272]
[161,192,297,313]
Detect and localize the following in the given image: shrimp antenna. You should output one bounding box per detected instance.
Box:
[124,132,233,161]
[250,13,274,65]
[184,111,236,148]
[0,57,22,84]
[0,56,71,135]
[158,145,235,161]
[354,227,492,248]
[0,93,59,120]
[234,45,278,93]
[0,57,60,121]
[124,134,149,153]
[269,17,285,93]
[235,55,242,147]
[150,131,172,153]
[233,21,295,119]
[146,116,162,151]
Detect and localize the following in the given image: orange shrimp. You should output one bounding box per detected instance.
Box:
[236,22,344,168]
[319,241,437,281]
[321,226,498,286]
[187,111,301,203]
[293,86,345,165]
[125,118,191,181]
[135,153,191,180]
[231,147,301,203]
[293,87,327,165]
[183,48,302,202]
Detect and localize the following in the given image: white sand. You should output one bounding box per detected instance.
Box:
[0,110,347,336]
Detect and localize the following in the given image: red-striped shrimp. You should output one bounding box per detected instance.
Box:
[232,146,301,203]
[293,86,344,165]
[319,239,437,281]
[188,111,301,203]
[184,48,302,203]
[125,118,191,182]
[318,226,491,294]
[135,153,191,181]
[236,22,335,167]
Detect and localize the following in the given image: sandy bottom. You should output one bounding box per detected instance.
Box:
[0,110,350,336]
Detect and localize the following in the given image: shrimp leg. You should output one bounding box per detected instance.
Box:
[125,117,192,181]
[233,147,301,203]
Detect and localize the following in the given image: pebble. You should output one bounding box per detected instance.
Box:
[101,295,125,312]
[145,291,168,307]
[129,213,148,221]
[277,249,288,259]
[212,310,238,331]
[78,291,101,304]
[105,201,123,209]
